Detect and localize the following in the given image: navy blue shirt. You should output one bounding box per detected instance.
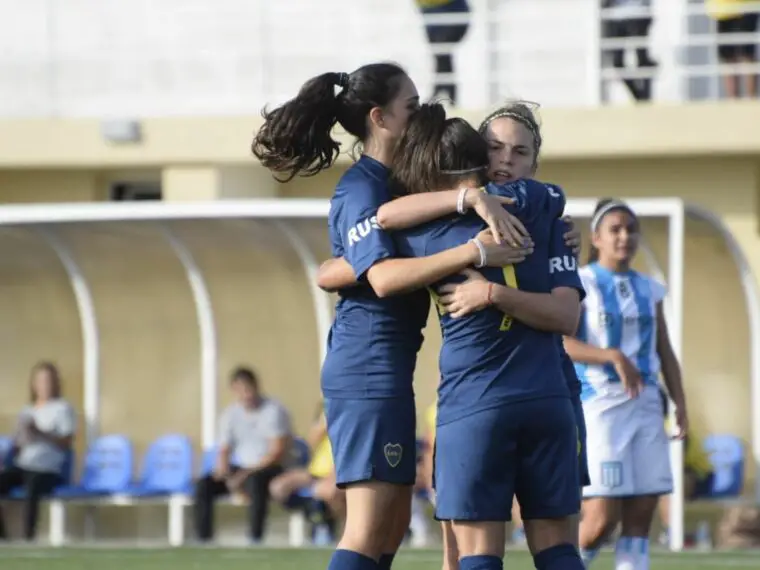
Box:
[321,156,429,399]
[394,179,585,424]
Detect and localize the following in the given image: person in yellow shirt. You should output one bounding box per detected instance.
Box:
[707,0,758,98]
[269,403,345,520]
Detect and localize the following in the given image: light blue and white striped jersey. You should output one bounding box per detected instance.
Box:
[574,262,666,408]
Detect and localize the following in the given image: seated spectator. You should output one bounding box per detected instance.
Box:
[269,402,344,524]
[707,0,758,98]
[0,362,75,541]
[657,387,715,542]
[193,366,291,544]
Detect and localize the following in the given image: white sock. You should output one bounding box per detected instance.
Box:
[631,537,650,570]
[615,536,649,570]
[615,537,636,570]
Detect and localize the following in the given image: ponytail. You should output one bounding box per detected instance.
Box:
[391,103,448,194]
[252,63,409,183]
[252,72,343,182]
[391,103,489,195]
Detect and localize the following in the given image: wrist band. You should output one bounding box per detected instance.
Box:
[487,283,494,305]
[457,187,470,215]
[469,238,486,268]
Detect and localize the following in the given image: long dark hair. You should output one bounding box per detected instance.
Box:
[391,103,489,195]
[29,361,62,403]
[251,63,409,182]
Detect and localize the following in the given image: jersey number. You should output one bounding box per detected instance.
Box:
[499,265,519,331]
[428,264,519,327]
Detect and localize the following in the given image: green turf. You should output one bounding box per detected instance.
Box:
[0,547,757,570]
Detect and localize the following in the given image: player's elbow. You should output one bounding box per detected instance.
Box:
[366,264,399,298]
[557,310,580,337]
[375,207,392,230]
[369,276,394,298]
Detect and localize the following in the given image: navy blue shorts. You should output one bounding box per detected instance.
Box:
[572,393,591,488]
[434,398,581,521]
[324,397,417,488]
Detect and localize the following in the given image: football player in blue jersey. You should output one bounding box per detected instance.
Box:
[459,101,591,553]
[316,101,588,570]
[252,64,531,570]
[387,103,586,570]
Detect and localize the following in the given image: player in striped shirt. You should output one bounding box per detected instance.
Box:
[564,199,688,570]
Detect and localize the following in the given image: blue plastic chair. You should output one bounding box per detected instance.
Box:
[127,434,193,496]
[291,437,311,468]
[55,434,133,497]
[199,446,241,477]
[702,434,744,498]
[0,435,14,468]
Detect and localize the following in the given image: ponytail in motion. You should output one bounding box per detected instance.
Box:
[252,63,409,182]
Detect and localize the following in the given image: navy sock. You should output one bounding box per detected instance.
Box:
[533,543,585,570]
[378,554,395,570]
[459,554,503,570]
[326,549,379,570]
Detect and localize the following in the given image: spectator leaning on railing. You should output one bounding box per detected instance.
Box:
[602,0,657,102]
[707,0,759,99]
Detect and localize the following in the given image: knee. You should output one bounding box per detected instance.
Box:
[269,477,288,502]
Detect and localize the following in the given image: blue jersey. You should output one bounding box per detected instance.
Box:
[394,179,585,424]
[321,156,429,399]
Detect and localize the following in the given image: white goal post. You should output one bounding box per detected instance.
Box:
[0,197,757,552]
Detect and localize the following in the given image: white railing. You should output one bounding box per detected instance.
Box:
[0,0,757,118]
[598,1,760,102]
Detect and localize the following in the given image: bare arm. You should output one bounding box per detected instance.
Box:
[562,336,621,365]
[317,258,357,292]
[490,285,581,336]
[656,302,686,411]
[367,242,480,298]
[306,414,328,450]
[249,435,290,472]
[377,190,529,246]
[28,428,72,450]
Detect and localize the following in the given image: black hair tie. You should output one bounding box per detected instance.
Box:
[336,72,350,89]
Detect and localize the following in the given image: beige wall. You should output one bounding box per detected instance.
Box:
[1,104,759,535]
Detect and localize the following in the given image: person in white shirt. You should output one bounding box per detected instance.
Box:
[564,199,688,570]
[0,362,75,541]
[193,366,291,544]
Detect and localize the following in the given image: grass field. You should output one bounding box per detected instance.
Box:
[0,547,757,570]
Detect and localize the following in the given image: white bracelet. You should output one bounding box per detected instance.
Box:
[456,187,470,215]
[469,238,487,268]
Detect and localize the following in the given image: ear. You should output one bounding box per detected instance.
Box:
[590,230,603,249]
[368,106,385,130]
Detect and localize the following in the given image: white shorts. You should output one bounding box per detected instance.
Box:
[582,387,673,498]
